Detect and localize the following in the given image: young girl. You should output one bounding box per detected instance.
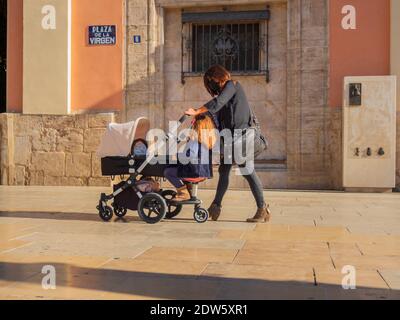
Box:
[164,113,217,202]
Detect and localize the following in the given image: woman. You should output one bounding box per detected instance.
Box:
[185,65,271,223]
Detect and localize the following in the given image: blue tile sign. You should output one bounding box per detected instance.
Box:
[133,35,141,44]
[88,25,116,45]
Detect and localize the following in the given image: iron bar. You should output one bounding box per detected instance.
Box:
[181,8,270,83]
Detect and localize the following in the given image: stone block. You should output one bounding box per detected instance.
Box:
[301,153,326,173]
[164,72,184,102]
[91,153,102,177]
[88,177,111,187]
[127,53,148,73]
[0,166,8,185]
[300,130,325,154]
[66,153,91,178]
[14,136,31,165]
[88,114,114,128]
[164,47,181,72]
[74,115,88,129]
[14,115,43,137]
[126,107,150,123]
[240,77,268,102]
[28,171,44,186]
[84,128,106,153]
[126,91,150,107]
[43,176,86,186]
[127,6,148,26]
[61,177,86,186]
[43,176,62,186]
[32,128,58,152]
[126,74,149,92]
[262,101,287,130]
[42,115,76,129]
[57,129,84,153]
[264,129,287,160]
[301,46,328,71]
[31,152,65,177]
[183,78,211,101]
[15,166,26,186]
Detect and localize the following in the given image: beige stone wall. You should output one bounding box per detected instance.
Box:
[124,0,165,129]
[125,0,332,190]
[285,0,331,189]
[0,113,114,186]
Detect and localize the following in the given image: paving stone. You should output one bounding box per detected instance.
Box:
[0,187,399,299]
[136,247,239,264]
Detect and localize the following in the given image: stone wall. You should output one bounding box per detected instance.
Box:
[286,0,331,189]
[2,0,394,190]
[0,113,114,186]
[125,0,334,189]
[124,0,165,129]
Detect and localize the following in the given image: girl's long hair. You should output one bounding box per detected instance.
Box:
[204,65,232,96]
[193,114,217,150]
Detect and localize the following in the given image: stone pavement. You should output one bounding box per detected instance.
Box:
[0,186,399,300]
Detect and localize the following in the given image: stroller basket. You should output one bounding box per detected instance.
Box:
[101,156,168,177]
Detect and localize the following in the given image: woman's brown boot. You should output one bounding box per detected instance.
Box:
[208,203,222,221]
[173,186,191,202]
[246,205,271,223]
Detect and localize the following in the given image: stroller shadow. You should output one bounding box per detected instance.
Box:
[0,261,397,300]
[0,211,248,225]
[0,211,141,223]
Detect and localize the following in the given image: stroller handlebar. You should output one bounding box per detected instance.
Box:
[178,114,190,124]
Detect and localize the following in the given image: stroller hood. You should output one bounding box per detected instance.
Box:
[97,117,150,158]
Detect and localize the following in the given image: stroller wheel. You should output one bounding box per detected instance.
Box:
[138,193,167,224]
[98,205,113,222]
[114,206,128,218]
[194,208,209,223]
[161,190,183,219]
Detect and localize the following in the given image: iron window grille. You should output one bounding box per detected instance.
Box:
[181,9,270,84]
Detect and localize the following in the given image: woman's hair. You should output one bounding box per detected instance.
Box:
[204,65,231,96]
[192,114,217,150]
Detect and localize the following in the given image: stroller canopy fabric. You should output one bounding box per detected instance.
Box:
[97,118,150,157]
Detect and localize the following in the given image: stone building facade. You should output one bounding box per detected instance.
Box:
[1,0,399,190]
[123,0,336,190]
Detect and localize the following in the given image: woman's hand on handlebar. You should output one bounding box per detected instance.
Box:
[185,108,198,116]
[185,106,208,116]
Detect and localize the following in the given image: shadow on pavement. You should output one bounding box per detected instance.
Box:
[0,211,142,223]
[0,211,246,224]
[0,262,398,300]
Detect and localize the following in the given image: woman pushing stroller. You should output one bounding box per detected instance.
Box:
[185,65,271,223]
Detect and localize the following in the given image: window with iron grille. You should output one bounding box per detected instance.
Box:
[192,23,260,73]
[181,9,270,84]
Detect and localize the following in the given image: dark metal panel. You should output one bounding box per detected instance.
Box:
[182,10,270,24]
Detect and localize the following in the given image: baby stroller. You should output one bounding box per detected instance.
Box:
[96,115,210,224]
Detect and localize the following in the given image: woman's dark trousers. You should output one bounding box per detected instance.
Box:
[212,164,265,209]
